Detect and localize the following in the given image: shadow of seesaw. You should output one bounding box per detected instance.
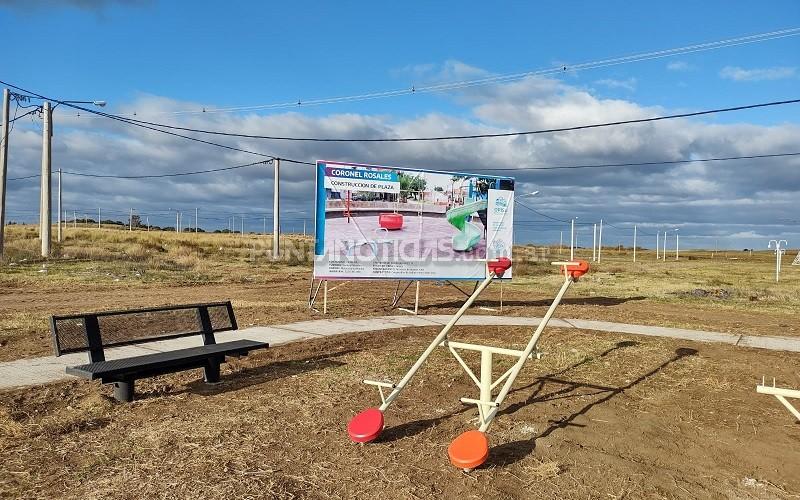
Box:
[370,341,640,443]
[413,296,647,311]
[488,347,699,467]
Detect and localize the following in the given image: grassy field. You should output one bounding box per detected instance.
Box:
[1,224,799,498]
[1,224,798,361]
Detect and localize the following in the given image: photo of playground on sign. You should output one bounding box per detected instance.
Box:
[313,160,515,280]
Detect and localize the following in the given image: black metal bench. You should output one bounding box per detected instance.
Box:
[50,301,268,402]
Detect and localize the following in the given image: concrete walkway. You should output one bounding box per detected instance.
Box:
[1,314,799,390]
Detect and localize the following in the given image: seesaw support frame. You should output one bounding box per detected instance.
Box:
[362,260,583,430]
[757,377,800,422]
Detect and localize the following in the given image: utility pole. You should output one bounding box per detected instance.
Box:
[40,101,52,258]
[592,223,597,262]
[73,211,76,229]
[0,88,9,258]
[633,225,637,263]
[263,215,266,235]
[129,208,133,231]
[559,231,563,255]
[57,168,62,242]
[662,231,667,261]
[597,219,603,263]
[273,158,280,258]
[175,211,179,233]
[656,232,660,260]
[97,207,101,229]
[303,219,306,237]
[146,216,149,231]
[195,207,198,233]
[241,215,244,236]
[675,230,680,260]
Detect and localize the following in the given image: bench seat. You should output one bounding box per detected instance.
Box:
[66,339,268,380]
[50,301,268,402]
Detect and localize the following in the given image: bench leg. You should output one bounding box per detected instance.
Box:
[204,359,221,384]
[113,380,134,402]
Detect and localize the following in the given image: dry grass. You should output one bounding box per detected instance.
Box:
[0,224,314,287]
[0,224,799,362]
[1,226,799,497]
[0,326,798,499]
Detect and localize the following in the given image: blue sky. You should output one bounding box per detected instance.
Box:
[3,1,798,120]
[1,0,799,248]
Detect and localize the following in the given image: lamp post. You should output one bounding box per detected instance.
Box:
[598,219,603,263]
[169,208,180,233]
[570,217,578,260]
[768,239,788,282]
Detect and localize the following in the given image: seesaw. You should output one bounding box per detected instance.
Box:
[347,257,590,470]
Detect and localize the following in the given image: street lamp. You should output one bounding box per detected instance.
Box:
[768,239,788,282]
[168,207,181,233]
[570,216,578,260]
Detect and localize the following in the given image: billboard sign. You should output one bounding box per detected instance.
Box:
[313,160,515,280]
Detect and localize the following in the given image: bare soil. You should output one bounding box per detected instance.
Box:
[1,325,798,499]
[1,273,798,361]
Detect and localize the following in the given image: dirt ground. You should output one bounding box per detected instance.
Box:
[1,227,799,498]
[1,271,798,362]
[1,325,798,499]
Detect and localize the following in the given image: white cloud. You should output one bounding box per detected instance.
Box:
[392,60,489,85]
[666,61,692,72]
[719,66,797,82]
[594,78,637,91]
[4,69,798,248]
[0,0,151,10]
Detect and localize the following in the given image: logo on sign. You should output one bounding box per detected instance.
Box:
[493,196,508,213]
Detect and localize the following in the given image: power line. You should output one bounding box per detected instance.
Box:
[118,27,800,116]
[56,98,800,142]
[514,199,576,224]
[7,173,41,181]
[0,80,311,165]
[478,151,800,171]
[4,81,799,145]
[6,158,282,181]
[8,148,800,182]
[65,159,272,179]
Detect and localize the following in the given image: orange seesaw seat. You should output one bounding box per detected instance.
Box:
[448,430,489,470]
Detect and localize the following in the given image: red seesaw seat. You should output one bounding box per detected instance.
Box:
[347,408,384,443]
[379,213,404,230]
[448,430,489,470]
[564,260,590,279]
[487,257,512,277]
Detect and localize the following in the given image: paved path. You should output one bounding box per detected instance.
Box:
[1,314,798,390]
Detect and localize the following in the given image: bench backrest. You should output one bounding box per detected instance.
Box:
[50,301,237,361]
